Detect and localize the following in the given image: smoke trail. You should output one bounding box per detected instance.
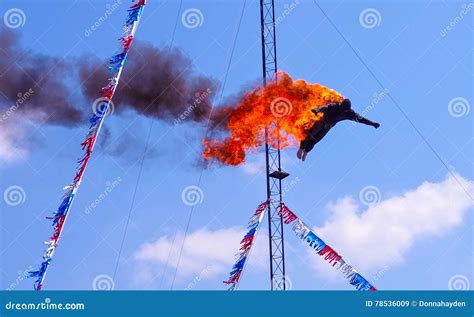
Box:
[79,42,219,124]
[0,29,84,126]
[0,29,227,162]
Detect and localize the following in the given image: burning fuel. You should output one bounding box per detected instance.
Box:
[203,72,344,166]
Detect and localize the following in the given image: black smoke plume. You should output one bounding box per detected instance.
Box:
[1,28,235,161]
[0,29,84,125]
[1,29,231,127]
[79,41,223,125]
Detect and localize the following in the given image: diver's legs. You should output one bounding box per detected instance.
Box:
[297,148,304,159]
[298,138,315,160]
[301,150,308,161]
[297,125,332,161]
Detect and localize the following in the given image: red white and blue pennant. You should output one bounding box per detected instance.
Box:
[29,0,147,291]
[223,201,269,290]
[279,204,376,291]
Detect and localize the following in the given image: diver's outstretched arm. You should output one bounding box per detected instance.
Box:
[350,111,380,128]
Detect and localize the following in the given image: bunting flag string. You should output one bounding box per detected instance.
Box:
[223,201,269,290]
[28,0,147,291]
[278,203,377,291]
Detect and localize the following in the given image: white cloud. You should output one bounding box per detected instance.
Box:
[0,109,51,164]
[132,174,473,289]
[307,173,473,277]
[133,227,267,288]
[240,155,265,175]
[0,122,28,163]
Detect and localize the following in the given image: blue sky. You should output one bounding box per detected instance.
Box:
[0,0,472,291]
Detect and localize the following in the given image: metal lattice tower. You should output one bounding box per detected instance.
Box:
[260,0,288,290]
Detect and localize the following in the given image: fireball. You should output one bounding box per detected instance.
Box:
[203,72,343,166]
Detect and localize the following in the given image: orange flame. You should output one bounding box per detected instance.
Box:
[203,72,344,166]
